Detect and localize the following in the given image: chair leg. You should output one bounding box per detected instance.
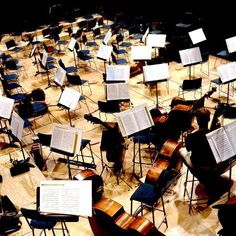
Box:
[130,200,133,215]
[189,175,195,214]
[161,195,168,228]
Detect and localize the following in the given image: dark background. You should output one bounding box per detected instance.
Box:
[0,0,234,53]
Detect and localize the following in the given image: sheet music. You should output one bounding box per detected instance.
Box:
[54,66,66,86]
[179,47,202,66]
[103,29,112,45]
[143,63,170,82]
[217,61,236,83]
[206,127,235,163]
[106,83,130,100]
[0,96,14,119]
[40,180,92,216]
[50,124,82,155]
[188,28,206,45]
[58,87,81,110]
[68,37,77,51]
[226,36,236,53]
[106,65,130,81]
[42,51,48,67]
[30,44,37,57]
[116,103,153,137]
[131,46,152,60]
[224,120,236,153]
[146,34,166,48]
[10,111,24,141]
[142,27,149,43]
[97,44,112,61]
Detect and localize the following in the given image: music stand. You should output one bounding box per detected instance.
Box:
[58,87,81,127]
[179,47,202,80]
[50,124,83,179]
[30,44,40,76]
[188,28,207,45]
[217,62,236,115]
[102,29,112,45]
[54,66,66,88]
[146,33,166,58]
[143,63,170,106]
[96,44,112,73]
[68,38,78,71]
[106,64,130,83]
[226,36,236,54]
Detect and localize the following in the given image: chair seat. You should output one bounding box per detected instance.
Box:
[10,93,27,102]
[5,73,19,81]
[131,183,161,206]
[86,42,98,47]
[119,42,132,47]
[31,219,56,229]
[133,133,156,144]
[66,66,77,73]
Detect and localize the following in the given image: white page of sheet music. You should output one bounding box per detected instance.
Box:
[206,127,235,163]
[0,96,14,119]
[217,61,236,83]
[226,36,236,53]
[142,27,149,43]
[143,63,170,82]
[97,44,112,61]
[224,120,236,154]
[42,51,48,67]
[10,111,24,141]
[40,180,92,217]
[103,29,112,45]
[68,37,77,51]
[59,87,81,110]
[146,34,166,48]
[106,83,130,100]
[188,28,206,45]
[131,46,152,60]
[54,66,66,86]
[179,47,202,66]
[30,44,37,57]
[106,65,130,81]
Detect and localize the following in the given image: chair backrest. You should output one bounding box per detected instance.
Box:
[37,133,52,147]
[5,60,17,70]
[116,34,123,44]
[58,59,66,70]
[75,28,83,39]
[182,78,202,90]
[111,53,117,64]
[93,28,101,37]
[112,44,118,54]
[6,39,16,49]
[78,20,87,29]
[66,73,82,85]
[82,34,87,44]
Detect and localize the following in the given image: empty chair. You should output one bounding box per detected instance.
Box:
[5,39,23,53]
[112,44,128,59]
[111,52,128,65]
[76,50,97,70]
[21,208,56,236]
[116,34,132,48]
[81,34,98,48]
[66,73,92,94]
[58,59,77,73]
[178,78,202,99]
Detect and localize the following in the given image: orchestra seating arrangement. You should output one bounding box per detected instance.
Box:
[1,5,236,236]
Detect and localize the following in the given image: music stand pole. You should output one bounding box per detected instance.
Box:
[73,49,78,72]
[156,82,159,106]
[67,108,73,127]
[33,52,40,76]
[45,69,52,90]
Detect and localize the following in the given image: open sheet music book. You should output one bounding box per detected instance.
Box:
[30,44,37,57]
[10,111,24,141]
[58,87,81,110]
[217,61,236,83]
[39,180,92,216]
[50,124,82,155]
[103,29,112,45]
[131,46,152,61]
[106,65,130,81]
[42,51,48,67]
[142,27,149,43]
[106,82,130,101]
[226,36,236,53]
[188,28,206,45]
[206,120,236,163]
[97,44,112,61]
[146,34,167,48]
[116,103,154,137]
[179,47,202,66]
[68,37,77,51]
[0,96,14,119]
[54,66,66,86]
[143,63,169,82]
